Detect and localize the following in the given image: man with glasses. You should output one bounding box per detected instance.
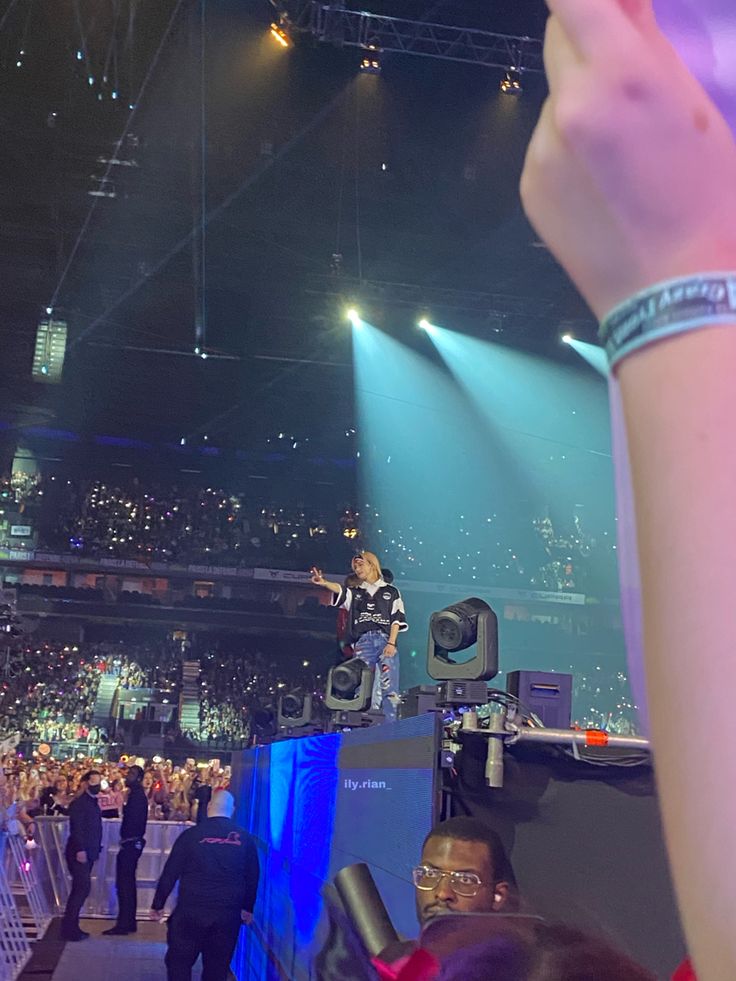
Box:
[413,816,516,926]
[376,816,517,967]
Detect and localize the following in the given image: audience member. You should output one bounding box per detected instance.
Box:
[378,816,518,967]
[519,0,736,977]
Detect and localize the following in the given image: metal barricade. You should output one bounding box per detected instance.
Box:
[33,818,69,911]
[0,835,31,981]
[33,817,188,918]
[4,835,52,940]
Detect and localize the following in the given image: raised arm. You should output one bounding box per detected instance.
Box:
[309,567,343,596]
[520,3,736,978]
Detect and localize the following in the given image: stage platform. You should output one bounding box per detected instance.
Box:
[229,713,686,979]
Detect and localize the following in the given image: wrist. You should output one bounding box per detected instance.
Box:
[600,271,736,370]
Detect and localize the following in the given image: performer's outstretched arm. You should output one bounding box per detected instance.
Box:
[310,566,342,596]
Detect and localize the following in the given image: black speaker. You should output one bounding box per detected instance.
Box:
[506,670,573,728]
[399,685,439,719]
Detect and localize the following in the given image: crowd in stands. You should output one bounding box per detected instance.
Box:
[0,636,333,750]
[0,641,187,745]
[0,642,103,743]
[0,753,230,836]
[197,649,326,744]
[365,507,616,595]
[32,476,339,570]
[111,640,184,692]
[0,626,640,752]
[0,471,43,507]
[573,668,638,735]
[0,649,637,836]
[24,721,108,746]
[2,471,619,595]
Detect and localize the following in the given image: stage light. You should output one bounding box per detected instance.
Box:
[324,656,373,711]
[253,703,277,740]
[418,318,439,337]
[281,692,304,716]
[278,690,314,729]
[360,56,381,75]
[427,597,498,681]
[500,68,522,95]
[562,333,573,344]
[346,308,361,326]
[270,22,291,48]
[418,317,440,335]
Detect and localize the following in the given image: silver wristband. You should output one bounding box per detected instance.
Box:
[599,272,736,369]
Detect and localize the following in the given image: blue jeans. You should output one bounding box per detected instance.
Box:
[353,631,400,722]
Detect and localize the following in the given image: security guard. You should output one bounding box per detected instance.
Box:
[103,764,148,936]
[151,789,259,981]
[61,770,103,941]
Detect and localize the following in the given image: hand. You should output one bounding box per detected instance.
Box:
[382,642,397,658]
[519,0,736,322]
[309,566,325,586]
[76,850,87,863]
[150,908,165,922]
[241,910,254,926]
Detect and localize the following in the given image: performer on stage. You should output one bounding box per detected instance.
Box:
[311,551,407,721]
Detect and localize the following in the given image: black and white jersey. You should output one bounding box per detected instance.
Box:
[332,578,408,642]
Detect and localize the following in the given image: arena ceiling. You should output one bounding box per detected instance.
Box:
[0,0,593,452]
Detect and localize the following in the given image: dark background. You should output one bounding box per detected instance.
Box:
[0,0,591,457]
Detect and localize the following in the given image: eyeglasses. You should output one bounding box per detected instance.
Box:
[411,865,483,897]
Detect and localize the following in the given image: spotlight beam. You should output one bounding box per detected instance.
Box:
[565,338,609,378]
